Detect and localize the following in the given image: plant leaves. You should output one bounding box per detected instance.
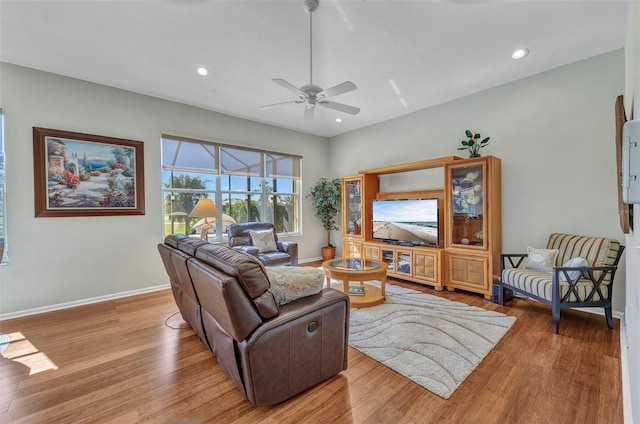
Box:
[474,133,480,139]
[465,130,473,138]
[307,178,341,232]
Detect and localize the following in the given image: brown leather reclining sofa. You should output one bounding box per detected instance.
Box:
[158,234,349,406]
[227,222,298,266]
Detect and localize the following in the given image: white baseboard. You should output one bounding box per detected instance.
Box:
[513,295,625,319]
[572,306,624,320]
[0,284,171,321]
[299,256,323,264]
[621,321,634,424]
[1,258,323,320]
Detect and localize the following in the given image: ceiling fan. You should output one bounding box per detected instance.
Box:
[259,0,360,121]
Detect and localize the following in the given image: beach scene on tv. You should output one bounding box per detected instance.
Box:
[372,199,439,245]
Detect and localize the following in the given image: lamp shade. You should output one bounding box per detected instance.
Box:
[189,198,219,219]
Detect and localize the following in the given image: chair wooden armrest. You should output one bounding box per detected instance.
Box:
[500,253,527,273]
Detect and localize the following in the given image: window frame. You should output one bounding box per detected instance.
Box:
[161,135,302,243]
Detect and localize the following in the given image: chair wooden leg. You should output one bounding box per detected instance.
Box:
[605,306,614,329]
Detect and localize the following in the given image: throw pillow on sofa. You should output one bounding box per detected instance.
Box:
[266,266,325,305]
[524,246,559,272]
[558,257,588,282]
[250,229,277,253]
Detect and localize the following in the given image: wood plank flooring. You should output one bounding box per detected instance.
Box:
[0,268,623,424]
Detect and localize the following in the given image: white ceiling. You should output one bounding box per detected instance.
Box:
[0,0,626,138]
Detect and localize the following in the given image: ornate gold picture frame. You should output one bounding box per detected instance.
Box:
[33,127,145,217]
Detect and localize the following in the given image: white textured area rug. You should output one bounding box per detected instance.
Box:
[343,282,516,399]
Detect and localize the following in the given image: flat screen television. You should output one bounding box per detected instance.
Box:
[372,198,439,246]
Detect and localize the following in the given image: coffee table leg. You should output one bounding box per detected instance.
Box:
[381,273,386,297]
[343,277,349,294]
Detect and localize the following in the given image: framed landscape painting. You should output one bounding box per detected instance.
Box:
[33,127,145,217]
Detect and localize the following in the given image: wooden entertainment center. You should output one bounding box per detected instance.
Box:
[341,155,501,299]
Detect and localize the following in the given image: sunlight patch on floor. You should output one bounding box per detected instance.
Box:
[0,331,58,375]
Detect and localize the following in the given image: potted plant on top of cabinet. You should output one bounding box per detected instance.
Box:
[458,129,490,158]
[307,177,341,260]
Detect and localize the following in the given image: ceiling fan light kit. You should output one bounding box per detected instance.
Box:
[260,0,360,121]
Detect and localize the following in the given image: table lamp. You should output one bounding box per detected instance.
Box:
[189,198,219,241]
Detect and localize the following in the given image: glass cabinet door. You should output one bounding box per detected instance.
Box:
[381,249,394,271]
[449,163,485,248]
[396,251,412,276]
[343,177,363,237]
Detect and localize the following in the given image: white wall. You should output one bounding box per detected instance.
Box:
[624,1,639,421]
[0,62,330,317]
[329,49,627,313]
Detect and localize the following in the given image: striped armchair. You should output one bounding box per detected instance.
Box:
[499,233,625,334]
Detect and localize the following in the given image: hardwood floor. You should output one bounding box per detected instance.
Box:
[0,266,623,424]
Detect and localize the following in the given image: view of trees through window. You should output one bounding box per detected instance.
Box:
[161,136,301,242]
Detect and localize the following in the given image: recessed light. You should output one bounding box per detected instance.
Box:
[335,118,343,123]
[511,48,529,59]
[197,67,210,76]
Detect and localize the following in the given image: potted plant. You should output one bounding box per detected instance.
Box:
[307,177,342,260]
[458,129,490,158]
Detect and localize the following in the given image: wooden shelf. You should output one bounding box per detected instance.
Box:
[333,283,385,308]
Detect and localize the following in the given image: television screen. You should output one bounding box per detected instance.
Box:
[372,198,439,246]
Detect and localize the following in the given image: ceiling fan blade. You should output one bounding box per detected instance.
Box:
[318,100,360,115]
[271,78,304,96]
[319,81,357,99]
[259,100,304,109]
[304,104,315,121]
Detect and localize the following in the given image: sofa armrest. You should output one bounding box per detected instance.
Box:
[500,253,527,275]
[277,241,298,265]
[250,288,347,336]
[237,288,349,406]
[552,264,619,302]
[232,245,260,258]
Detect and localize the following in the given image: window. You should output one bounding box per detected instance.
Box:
[161,135,301,242]
[0,109,6,263]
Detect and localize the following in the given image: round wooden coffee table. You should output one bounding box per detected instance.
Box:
[322,258,387,308]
